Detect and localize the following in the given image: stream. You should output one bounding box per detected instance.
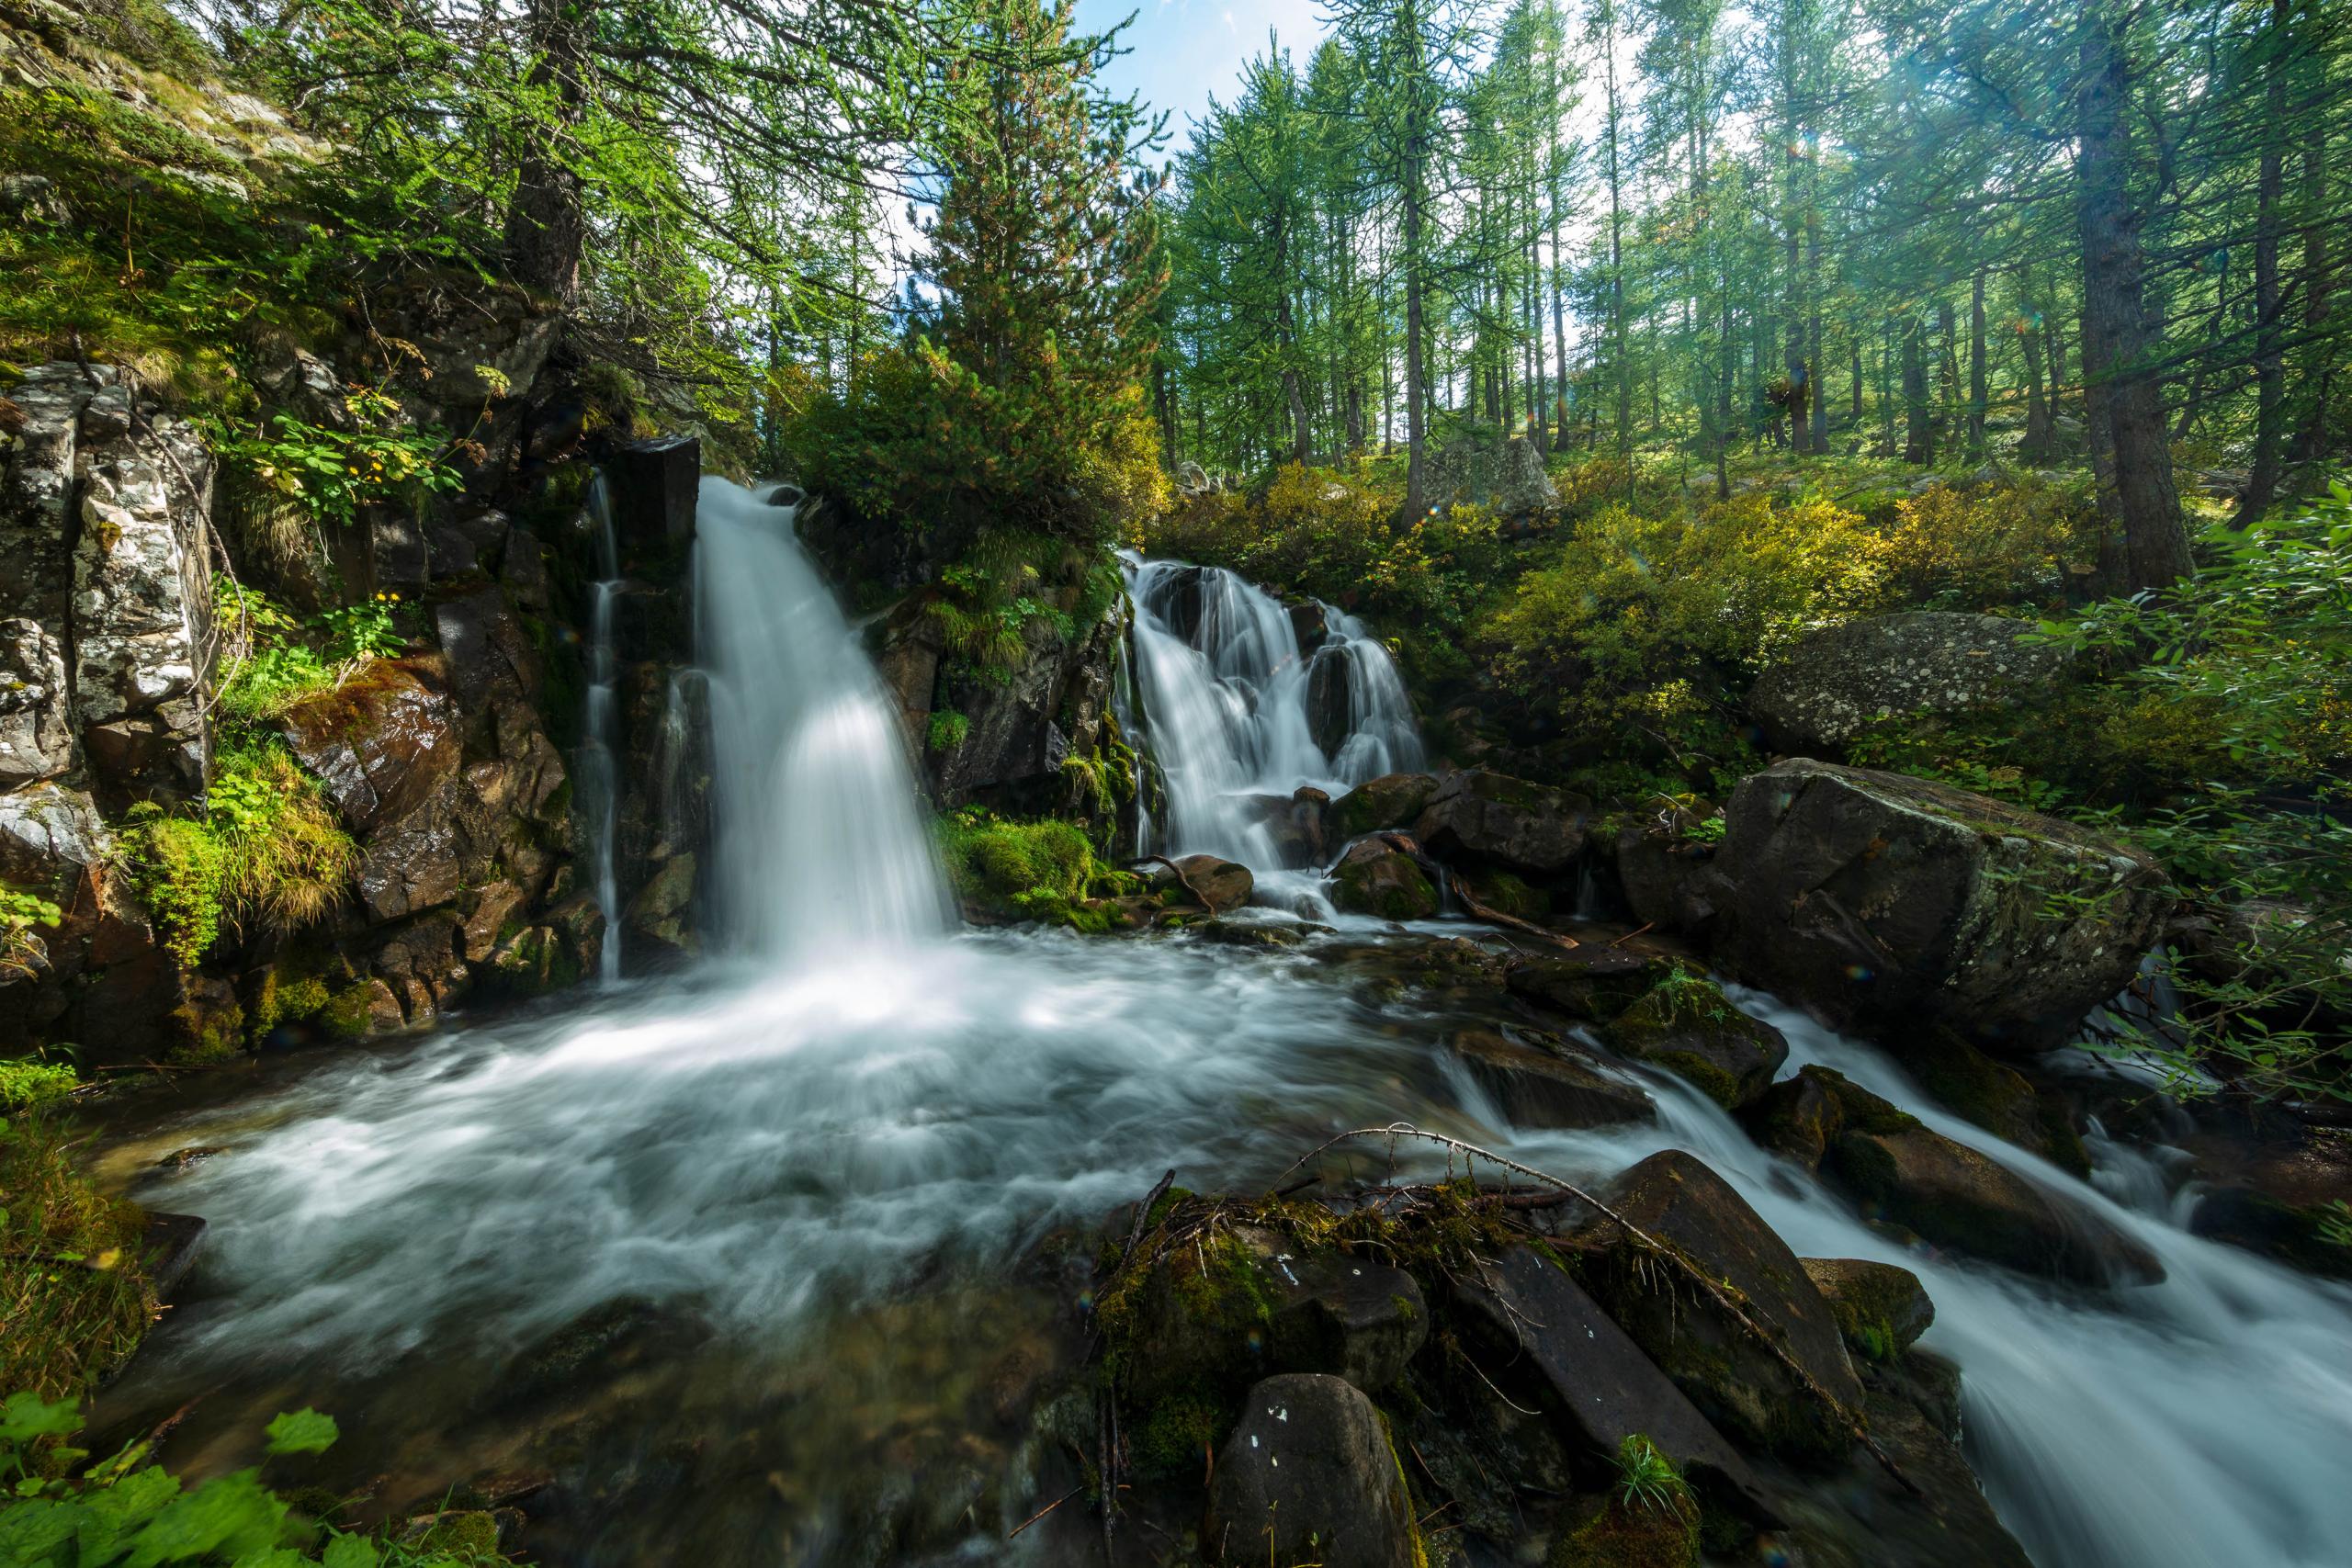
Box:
[85,481,2352,1567]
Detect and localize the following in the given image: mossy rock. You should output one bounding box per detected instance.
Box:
[1898,1024,2088,1176]
[1328,772,1440,840]
[1466,868,1549,921]
[1600,971,1788,1111]
[1800,1258,1934,1361]
[1505,947,1672,1022]
[1549,1497,1700,1568]
[1329,839,1439,920]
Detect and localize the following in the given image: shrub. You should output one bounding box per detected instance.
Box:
[1881,477,2098,609]
[1480,491,1889,746]
[2,887,63,984]
[118,744,357,968]
[0,1058,78,1112]
[0,1115,155,1399]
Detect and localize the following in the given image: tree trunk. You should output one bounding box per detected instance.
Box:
[2239,0,2290,519]
[2020,299,2052,458]
[503,0,590,304]
[2290,88,2334,468]
[1404,153,1430,514]
[1967,269,1988,454]
[2075,4,2191,591]
[1901,312,1932,465]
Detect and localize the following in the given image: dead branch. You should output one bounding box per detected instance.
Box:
[1373,832,1580,950]
[1127,854,1214,913]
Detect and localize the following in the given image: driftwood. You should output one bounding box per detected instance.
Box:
[1372,831,1580,950]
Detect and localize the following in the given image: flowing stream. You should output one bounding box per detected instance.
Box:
[578,475,624,982]
[87,482,2352,1567]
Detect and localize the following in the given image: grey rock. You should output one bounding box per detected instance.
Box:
[0,616,73,784]
[1425,433,1558,515]
[1411,768,1589,874]
[1204,1374,1418,1568]
[1448,1028,1654,1128]
[1748,612,2071,753]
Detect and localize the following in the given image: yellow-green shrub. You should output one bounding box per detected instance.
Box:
[1481,491,1890,735]
[1881,479,2097,609]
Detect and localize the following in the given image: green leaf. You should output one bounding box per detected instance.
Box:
[321,1532,379,1568]
[0,1391,84,1447]
[263,1409,339,1457]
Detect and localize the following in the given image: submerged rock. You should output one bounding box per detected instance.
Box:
[1713,759,2169,1049]
[1448,1029,1654,1129]
[1204,1373,1420,1568]
[1748,611,2072,753]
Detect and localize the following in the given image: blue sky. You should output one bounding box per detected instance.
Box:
[1076,0,1335,149]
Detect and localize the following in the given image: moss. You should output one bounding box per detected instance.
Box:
[1468,869,1549,920]
[1548,1498,1700,1568]
[167,997,246,1064]
[416,1510,503,1559]
[317,982,379,1039]
[1650,1049,1743,1111]
[0,1113,157,1399]
[935,808,1136,930]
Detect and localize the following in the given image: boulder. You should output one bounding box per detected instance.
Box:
[1569,1150,1865,1461]
[1450,1246,1770,1517]
[1610,825,1723,934]
[1448,1029,1653,1129]
[1263,1257,1429,1393]
[1713,759,2170,1048]
[1328,772,1439,840]
[1884,1021,2088,1175]
[356,775,467,922]
[1600,970,1789,1110]
[278,659,461,834]
[1505,945,1673,1021]
[1424,434,1558,516]
[1764,1066,2162,1286]
[1167,853,1252,914]
[1204,1374,1419,1568]
[1327,837,1437,920]
[0,617,73,785]
[1412,769,1589,875]
[1748,612,2072,753]
[1801,1258,1934,1360]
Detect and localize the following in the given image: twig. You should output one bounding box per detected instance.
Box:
[1373,832,1579,950]
[1128,854,1214,913]
[1007,1484,1084,1540]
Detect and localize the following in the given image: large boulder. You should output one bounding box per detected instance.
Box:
[1505,945,1671,1020]
[1328,772,1439,840]
[1569,1150,1865,1462]
[1424,434,1558,516]
[1713,759,2170,1049]
[1204,1374,1419,1568]
[1801,1258,1935,1361]
[1749,612,2072,753]
[0,616,73,786]
[1450,1246,1770,1518]
[1411,769,1589,875]
[1328,836,1438,920]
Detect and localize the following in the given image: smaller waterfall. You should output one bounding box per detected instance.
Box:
[1124,555,1424,873]
[579,474,624,982]
[695,479,952,959]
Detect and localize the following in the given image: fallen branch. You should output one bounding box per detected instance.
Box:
[1127,854,1214,914]
[1374,832,1579,951]
[1007,1483,1084,1540]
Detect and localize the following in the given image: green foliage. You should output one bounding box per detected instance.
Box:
[0,1393,513,1567]
[1,889,64,985]
[0,1116,154,1400]
[934,808,1136,930]
[117,745,356,969]
[927,711,971,752]
[1611,1434,1691,1515]
[207,389,461,532]
[1881,478,2098,610]
[0,1059,78,1113]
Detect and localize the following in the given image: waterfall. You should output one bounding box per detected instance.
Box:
[579,473,624,982]
[693,479,951,957]
[1123,554,1424,873]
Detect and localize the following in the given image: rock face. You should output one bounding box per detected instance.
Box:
[1448,1029,1654,1129]
[1713,759,2170,1048]
[1424,433,1558,515]
[1412,769,1589,875]
[1749,612,2072,753]
[279,660,461,833]
[1204,1374,1419,1568]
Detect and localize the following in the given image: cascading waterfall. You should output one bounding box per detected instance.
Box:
[693,479,951,957]
[87,480,2352,1568]
[578,473,624,982]
[1123,553,1424,874]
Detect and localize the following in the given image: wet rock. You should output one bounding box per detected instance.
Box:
[1412,769,1590,875]
[141,1211,207,1300]
[1570,1150,1865,1462]
[1204,1374,1419,1568]
[1505,945,1672,1021]
[1156,853,1250,914]
[1600,970,1789,1110]
[1265,1256,1429,1392]
[605,435,700,551]
[1801,1258,1933,1360]
[1449,1028,1654,1129]
[1743,1069,1848,1169]
[1327,772,1439,840]
[1611,825,1722,935]
[1775,1066,2162,1286]
[1748,612,2072,754]
[0,616,73,784]
[1888,1022,2088,1175]
[279,659,461,833]
[356,775,467,922]
[1450,1246,1770,1518]
[1328,836,1437,920]
[1713,759,2170,1049]
[626,852,698,954]
[2187,1125,2352,1279]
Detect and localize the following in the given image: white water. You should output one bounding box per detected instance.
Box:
[693,479,951,958]
[1124,554,1423,876]
[578,475,624,982]
[107,483,2352,1568]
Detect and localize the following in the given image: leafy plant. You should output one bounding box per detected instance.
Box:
[208,390,460,532]
[2,888,62,983]
[0,1058,78,1112]
[1611,1434,1690,1515]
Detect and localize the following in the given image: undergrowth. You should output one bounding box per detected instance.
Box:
[0,1115,155,1401]
[934,809,1136,931]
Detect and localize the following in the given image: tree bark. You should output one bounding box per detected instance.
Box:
[1967,269,1988,454]
[503,0,590,304]
[2074,4,2190,591]
[2239,0,2290,519]
[2290,84,2334,468]
[1901,311,1933,465]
